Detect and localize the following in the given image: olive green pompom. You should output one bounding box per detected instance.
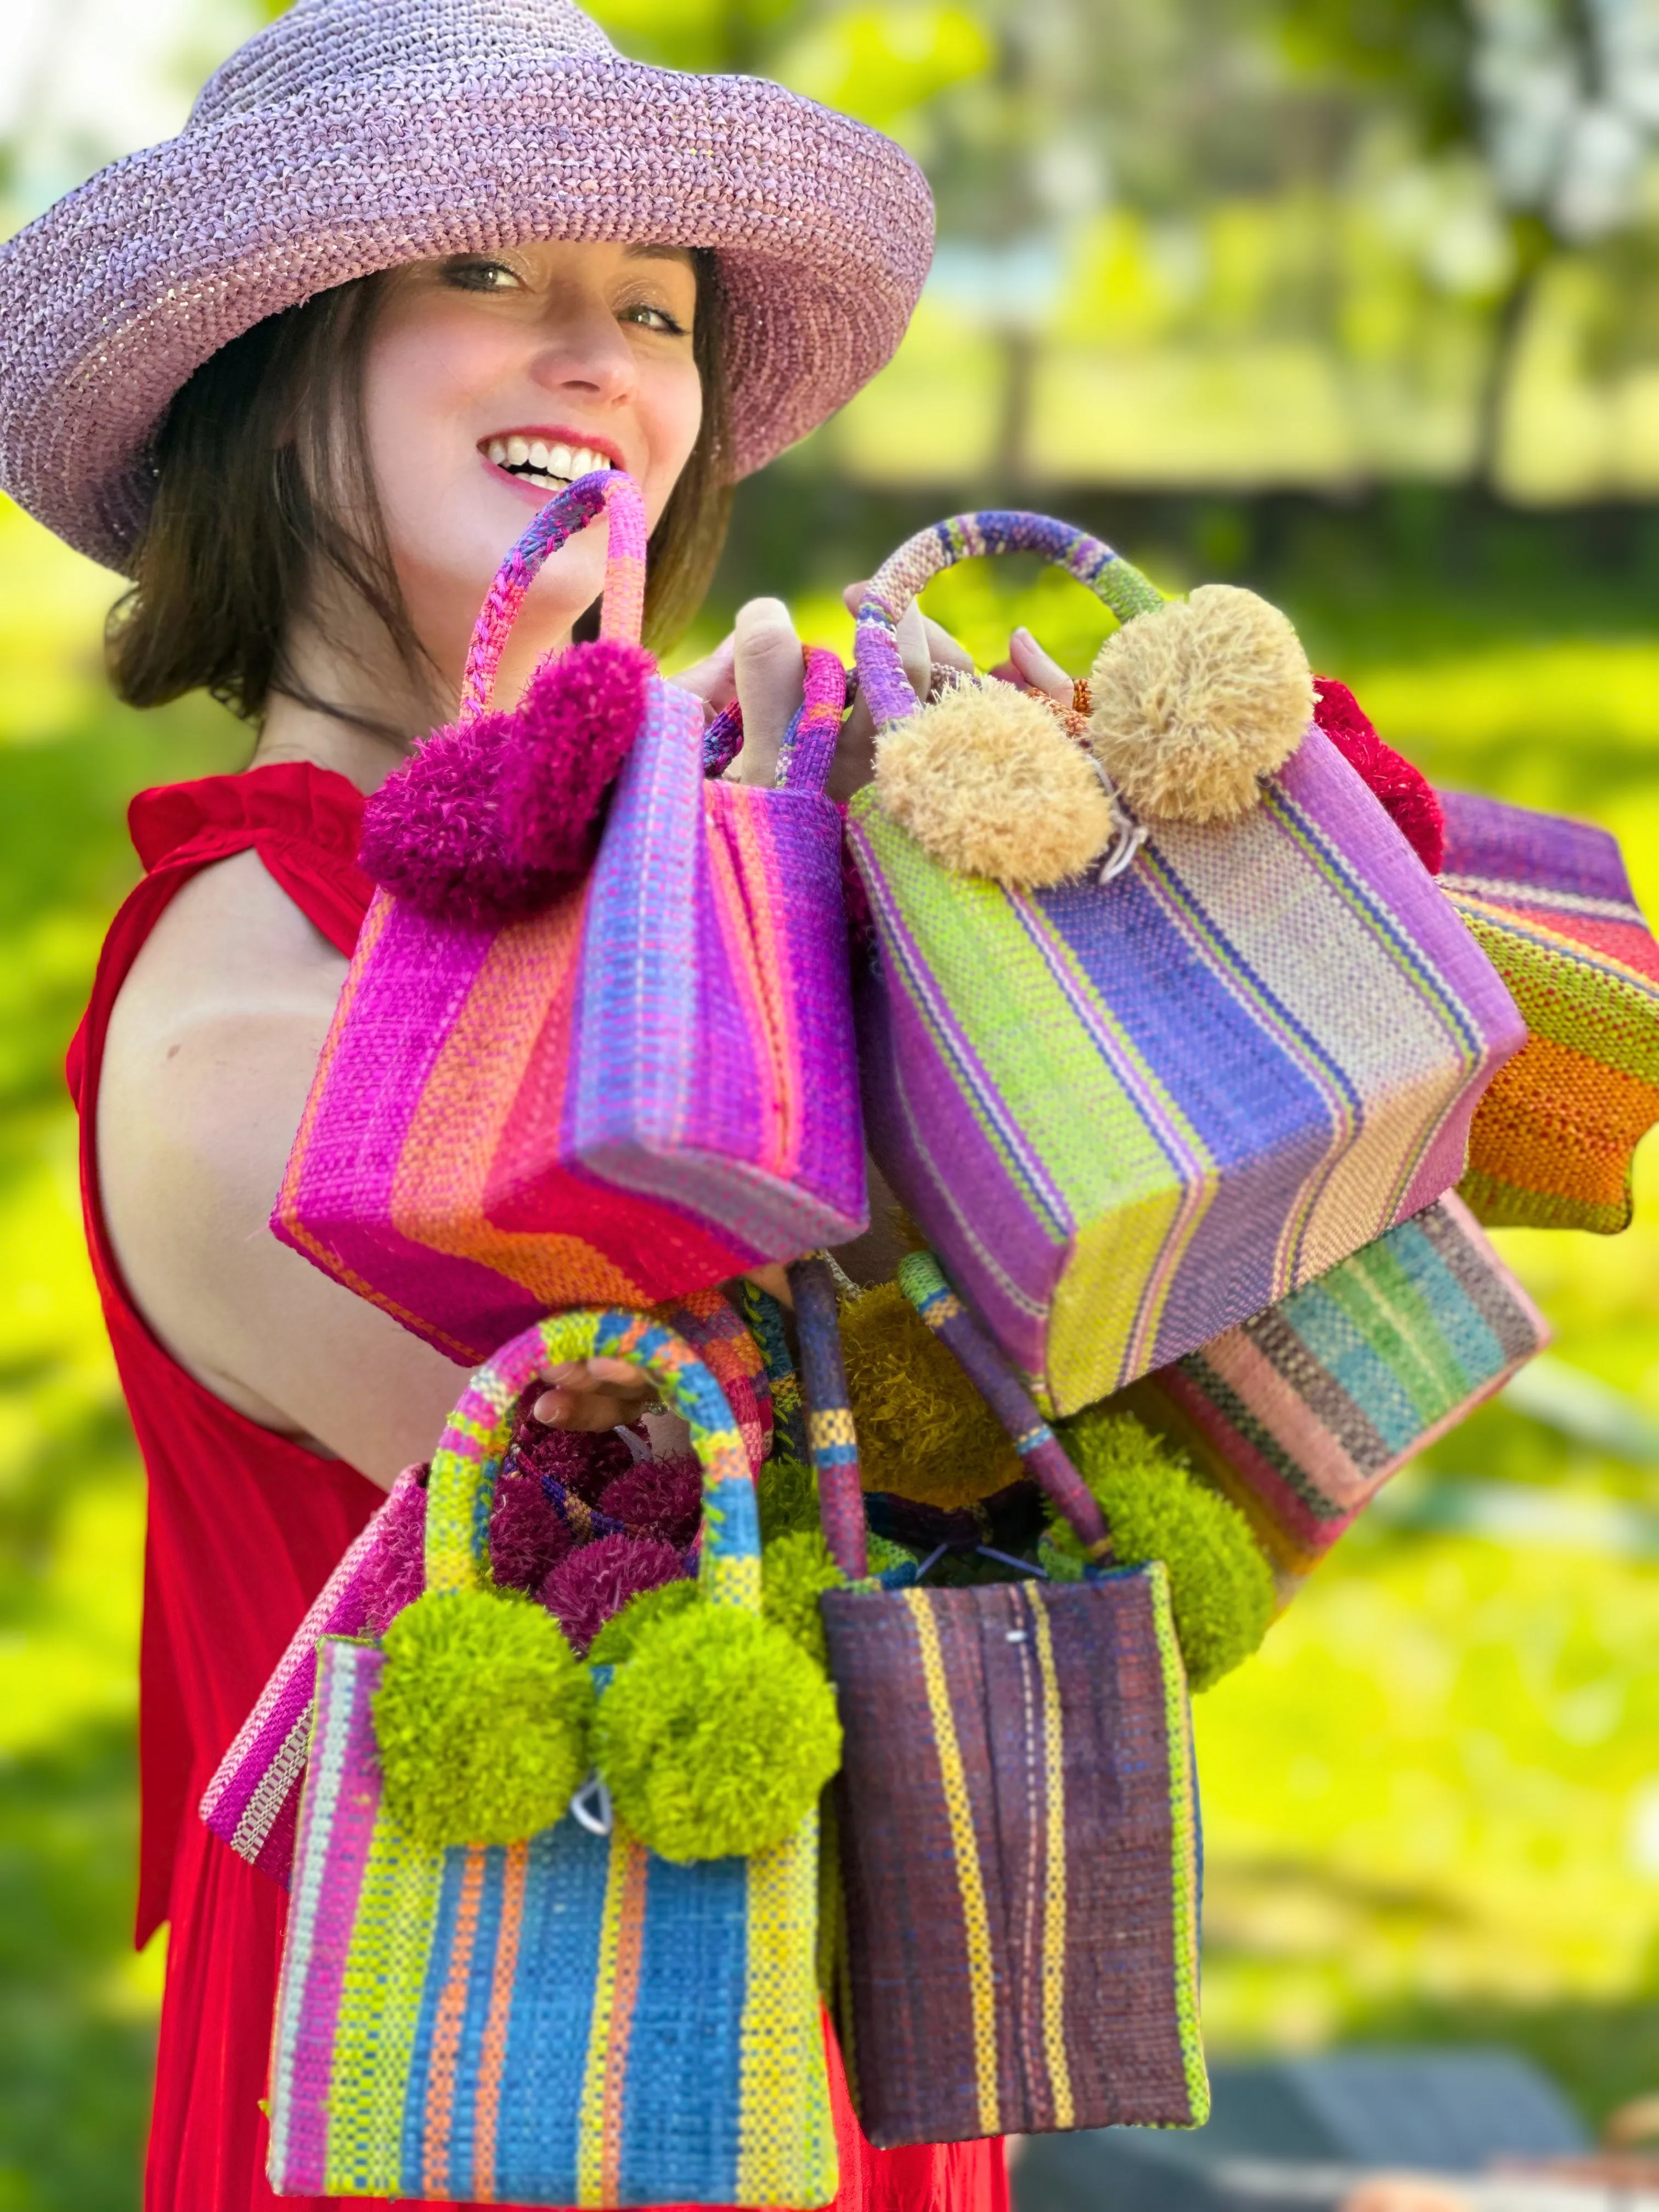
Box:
[763,1529,847,1666]
[375,1589,592,1846]
[755,1449,820,1544]
[596,1604,842,1862]
[840,1282,1021,1507]
[587,1577,704,1666]
[1047,1407,1274,1691]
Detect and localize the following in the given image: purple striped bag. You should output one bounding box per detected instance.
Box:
[847,512,1526,1417]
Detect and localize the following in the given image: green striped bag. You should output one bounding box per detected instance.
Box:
[267,1309,836,2205]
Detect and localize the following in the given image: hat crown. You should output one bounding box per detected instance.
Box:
[191,0,618,123]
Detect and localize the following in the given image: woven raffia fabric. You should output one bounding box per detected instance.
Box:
[821,1571,1206,2147]
[849,722,1526,1419]
[1125,1194,1549,1589]
[1438,790,1659,1233]
[267,1305,833,2204]
[275,678,866,1362]
[199,1290,770,1883]
[0,0,934,570]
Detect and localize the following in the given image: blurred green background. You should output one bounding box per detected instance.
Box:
[7,0,1659,2203]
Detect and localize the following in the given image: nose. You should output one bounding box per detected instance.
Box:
[524,291,637,414]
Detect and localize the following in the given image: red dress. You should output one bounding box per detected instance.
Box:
[69,764,1006,2212]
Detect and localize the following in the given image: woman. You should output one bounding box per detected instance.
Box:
[0,0,1068,2204]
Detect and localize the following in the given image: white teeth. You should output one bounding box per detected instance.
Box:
[528,438,550,471]
[488,436,618,486]
[506,435,530,466]
[487,438,507,464]
[550,442,574,478]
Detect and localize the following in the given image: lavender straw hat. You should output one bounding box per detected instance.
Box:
[0,0,933,574]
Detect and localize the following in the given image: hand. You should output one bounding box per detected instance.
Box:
[531,1358,656,1434]
[669,599,810,789]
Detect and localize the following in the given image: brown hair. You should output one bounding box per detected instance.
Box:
[106,251,732,726]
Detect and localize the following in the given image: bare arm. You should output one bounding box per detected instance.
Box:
[97,850,644,1488]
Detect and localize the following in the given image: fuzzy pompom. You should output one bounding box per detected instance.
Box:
[509,1406,636,1503]
[375,1588,591,1845]
[596,1604,841,1861]
[359,716,560,923]
[755,1449,821,1545]
[1044,1407,1273,1691]
[539,1533,687,1655]
[840,1283,1021,1508]
[762,1528,847,1667]
[500,639,653,876]
[874,675,1116,887]
[1088,586,1313,825]
[597,1454,703,1550]
[489,1470,574,1593]
[1312,676,1444,873]
[357,1470,429,1636]
[586,1578,704,1667]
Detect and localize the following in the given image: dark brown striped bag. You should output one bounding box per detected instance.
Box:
[789,1257,1209,2150]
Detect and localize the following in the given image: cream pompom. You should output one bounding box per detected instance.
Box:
[1087,585,1313,824]
[874,676,1116,888]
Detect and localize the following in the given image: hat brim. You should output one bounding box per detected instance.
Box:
[0,57,933,572]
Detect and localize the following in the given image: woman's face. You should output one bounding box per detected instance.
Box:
[360,239,703,697]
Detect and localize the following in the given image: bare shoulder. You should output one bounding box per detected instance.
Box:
[98,848,467,1480]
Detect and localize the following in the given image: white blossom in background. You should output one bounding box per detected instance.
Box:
[1,0,260,226]
[1469,0,1659,240]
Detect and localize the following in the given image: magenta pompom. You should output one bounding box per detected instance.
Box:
[539,1534,688,1655]
[1313,676,1445,874]
[489,1470,575,1593]
[357,1471,428,1635]
[508,1398,639,1504]
[598,1454,703,1550]
[358,714,560,923]
[500,638,653,876]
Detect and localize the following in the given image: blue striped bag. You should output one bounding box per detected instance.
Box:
[847,512,1527,1418]
[267,1310,835,2205]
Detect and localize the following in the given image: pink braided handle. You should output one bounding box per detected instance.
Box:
[459,470,650,723]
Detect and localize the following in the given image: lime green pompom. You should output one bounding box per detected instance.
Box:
[596,1604,842,1861]
[587,1577,703,1666]
[1048,1407,1274,1692]
[375,1589,592,1846]
[755,1449,820,1544]
[763,1529,847,1665]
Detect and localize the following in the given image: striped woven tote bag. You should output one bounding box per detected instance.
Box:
[1438,789,1659,1233]
[274,470,865,1366]
[845,512,1524,1419]
[1122,1193,1550,1595]
[786,1257,1208,2151]
[267,1309,836,2206]
[199,1289,770,1888]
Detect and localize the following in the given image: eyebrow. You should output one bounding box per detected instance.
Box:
[625,243,698,269]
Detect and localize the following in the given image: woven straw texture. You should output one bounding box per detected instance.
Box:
[0,0,934,571]
[847,512,1526,1419]
[274,493,866,1361]
[1438,791,1659,1233]
[820,1569,1206,2147]
[267,1306,833,2204]
[1125,1193,1549,1590]
[199,1286,763,1887]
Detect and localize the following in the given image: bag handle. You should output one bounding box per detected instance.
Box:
[701,646,848,793]
[787,1256,869,1580]
[425,1307,760,1613]
[459,470,650,723]
[898,1251,1115,1564]
[854,511,1165,733]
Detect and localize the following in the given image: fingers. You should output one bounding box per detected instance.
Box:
[532,1359,654,1434]
[669,632,736,716]
[840,580,978,708]
[743,1262,793,1308]
[1008,626,1073,702]
[728,597,804,787]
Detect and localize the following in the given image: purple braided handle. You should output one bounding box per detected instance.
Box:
[855,510,1165,732]
[897,1251,1115,1562]
[701,647,848,791]
[459,469,650,723]
[786,1256,870,1580]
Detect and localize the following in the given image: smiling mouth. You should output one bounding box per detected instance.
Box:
[484,436,617,494]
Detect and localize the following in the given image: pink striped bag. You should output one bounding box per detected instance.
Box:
[273,470,866,1363]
